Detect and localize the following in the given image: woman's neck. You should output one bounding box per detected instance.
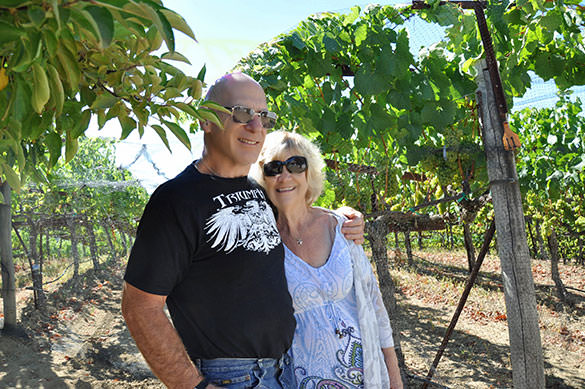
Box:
[277,204,312,239]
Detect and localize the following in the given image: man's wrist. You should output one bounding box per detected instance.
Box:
[194,376,209,389]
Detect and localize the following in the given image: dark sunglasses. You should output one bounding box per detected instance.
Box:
[263,156,308,177]
[223,105,277,129]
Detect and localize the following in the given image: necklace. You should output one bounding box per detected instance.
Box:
[279,209,312,246]
[279,227,304,245]
[194,159,221,177]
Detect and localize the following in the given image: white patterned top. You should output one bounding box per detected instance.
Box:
[284,222,393,388]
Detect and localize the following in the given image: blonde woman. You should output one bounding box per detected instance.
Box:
[251,131,403,389]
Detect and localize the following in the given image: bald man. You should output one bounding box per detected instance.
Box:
[122,73,364,388]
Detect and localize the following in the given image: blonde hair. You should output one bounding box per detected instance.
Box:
[251,130,325,205]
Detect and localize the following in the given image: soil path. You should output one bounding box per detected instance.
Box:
[0,268,162,388]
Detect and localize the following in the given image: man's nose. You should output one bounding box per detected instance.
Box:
[244,114,264,131]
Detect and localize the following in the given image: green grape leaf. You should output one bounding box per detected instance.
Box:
[85,5,115,47]
[164,120,191,150]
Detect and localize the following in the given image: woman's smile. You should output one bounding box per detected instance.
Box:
[276,186,296,193]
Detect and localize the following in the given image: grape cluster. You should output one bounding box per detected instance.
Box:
[418,122,484,188]
[419,153,458,187]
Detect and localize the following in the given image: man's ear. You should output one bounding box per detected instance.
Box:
[200,120,211,133]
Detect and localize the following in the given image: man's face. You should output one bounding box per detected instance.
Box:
[204,78,269,177]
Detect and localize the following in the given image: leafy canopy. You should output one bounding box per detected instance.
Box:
[0,0,223,192]
[236,1,585,214]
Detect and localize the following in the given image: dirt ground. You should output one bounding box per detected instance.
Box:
[1,252,584,388]
[0,262,163,388]
[392,250,585,389]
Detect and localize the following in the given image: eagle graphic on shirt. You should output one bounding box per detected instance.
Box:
[205,200,281,254]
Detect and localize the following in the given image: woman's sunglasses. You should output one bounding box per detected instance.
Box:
[263,156,308,177]
[224,105,277,129]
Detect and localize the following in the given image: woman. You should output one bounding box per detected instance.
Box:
[251,131,403,389]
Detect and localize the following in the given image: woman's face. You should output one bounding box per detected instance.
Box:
[262,151,309,211]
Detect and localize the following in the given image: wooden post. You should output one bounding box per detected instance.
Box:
[102,221,116,263]
[394,231,399,249]
[0,181,17,333]
[547,231,573,305]
[463,223,476,273]
[27,216,46,307]
[120,230,128,256]
[56,235,63,259]
[86,220,99,270]
[476,61,545,388]
[67,216,80,278]
[13,225,37,308]
[525,216,537,258]
[534,221,548,260]
[45,231,50,260]
[404,230,413,266]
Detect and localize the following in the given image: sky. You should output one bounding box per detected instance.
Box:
[88,0,574,193]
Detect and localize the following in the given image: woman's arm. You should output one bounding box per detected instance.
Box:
[382,347,403,389]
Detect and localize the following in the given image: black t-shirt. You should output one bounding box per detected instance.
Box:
[124,164,295,360]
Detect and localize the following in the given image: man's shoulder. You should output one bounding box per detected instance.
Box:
[162,165,196,186]
[149,164,199,201]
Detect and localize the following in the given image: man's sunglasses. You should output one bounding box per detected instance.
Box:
[263,156,308,177]
[223,105,277,129]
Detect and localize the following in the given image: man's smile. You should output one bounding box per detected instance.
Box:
[238,137,260,145]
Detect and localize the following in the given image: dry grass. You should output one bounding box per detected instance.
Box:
[388,248,585,388]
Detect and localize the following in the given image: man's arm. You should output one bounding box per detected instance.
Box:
[121,282,214,389]
[336,206,365,245]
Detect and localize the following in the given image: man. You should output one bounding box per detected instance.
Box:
[122,73,364,388]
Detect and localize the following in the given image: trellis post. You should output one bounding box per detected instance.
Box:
[476,60,545,388]
[0,181,17,334]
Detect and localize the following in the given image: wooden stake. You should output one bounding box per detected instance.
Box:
[476,61,545,388]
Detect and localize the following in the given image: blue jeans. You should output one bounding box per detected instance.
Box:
[195,354,295,388]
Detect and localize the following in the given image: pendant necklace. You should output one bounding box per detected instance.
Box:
[283,211,310,246]
[281,226,303,245]
[294,226,303,245]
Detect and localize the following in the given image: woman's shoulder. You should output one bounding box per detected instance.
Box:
[311,206,347,224]
[310,207,346,236]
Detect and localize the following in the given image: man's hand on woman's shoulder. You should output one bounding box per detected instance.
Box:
[336,206,365,245]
